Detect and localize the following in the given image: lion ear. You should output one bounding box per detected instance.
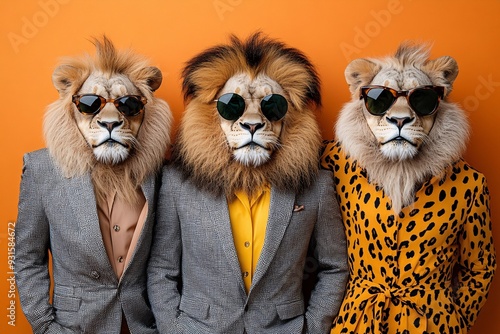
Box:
[421,56,458,94]
[344,58,380,96]
[52,63,88,96]
[143,66,163,92]
[52,64,74,94]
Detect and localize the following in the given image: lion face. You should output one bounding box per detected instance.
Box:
[44,36,172,204]
[218,73,285,166]
[343,45,459,162]
[363,70,437,161]
[176,33,322,197]
[74,73,145,165]
[335,43,469,212]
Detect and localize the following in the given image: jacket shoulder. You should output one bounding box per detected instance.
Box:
[22,148,59,176]
[23,148,54,168]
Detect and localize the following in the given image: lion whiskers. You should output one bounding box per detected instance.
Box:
[380,141,419,161]
[233,146,271,166]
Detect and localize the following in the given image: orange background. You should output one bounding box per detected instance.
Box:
[1,0,499,333]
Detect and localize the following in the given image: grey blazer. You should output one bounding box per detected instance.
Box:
[15,149,158,334]
[147,166,348,334]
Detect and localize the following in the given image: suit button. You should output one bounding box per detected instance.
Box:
[90,271,100,279]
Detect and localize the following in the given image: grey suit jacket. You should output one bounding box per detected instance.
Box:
[15,149,159,334]
[147,166,348,334]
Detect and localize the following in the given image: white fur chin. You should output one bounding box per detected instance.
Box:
[233,146,271,167]
[93,144,130,165]
[380,141,419,161]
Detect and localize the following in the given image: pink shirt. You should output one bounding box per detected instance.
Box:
[96,190,148,279]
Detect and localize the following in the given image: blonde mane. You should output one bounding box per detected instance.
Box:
[44,37,172,204]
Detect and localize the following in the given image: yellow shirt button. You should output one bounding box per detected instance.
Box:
[244,241,250,247]
[242,271,249,278]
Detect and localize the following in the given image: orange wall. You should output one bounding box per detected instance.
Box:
[1,0,499,333]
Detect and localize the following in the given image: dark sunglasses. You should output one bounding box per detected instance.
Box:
[360,85,445,116]
[215,93,288,121]
[72,94,147,117]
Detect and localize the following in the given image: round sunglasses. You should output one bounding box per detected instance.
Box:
[360,85,445,117]
[215,93,288,121]
[72,94,147,117]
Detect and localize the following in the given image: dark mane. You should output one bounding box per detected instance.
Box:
[181,32,321,107]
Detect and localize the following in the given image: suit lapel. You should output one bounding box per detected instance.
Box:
[64,174,114,273]
[126,174,156,256]
[250,187,295,290]
[120,173,156,279]
[141,173,156,204]
[205,194,247,293]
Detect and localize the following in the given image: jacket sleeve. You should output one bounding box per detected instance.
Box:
[455,174,496,330]
[305,170,349,334]
[147,167,183,333]
[15,153,75,334]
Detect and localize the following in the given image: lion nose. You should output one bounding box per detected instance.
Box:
[240,122,264,135]
[97,120,123,132]
[386,116,414,130]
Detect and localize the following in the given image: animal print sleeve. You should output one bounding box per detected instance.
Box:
[455,175,496,329]
[320,140,337,172]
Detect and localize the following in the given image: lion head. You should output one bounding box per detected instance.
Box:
[175,32,322,198]
[336,42,469,212]
[44,36,172,204]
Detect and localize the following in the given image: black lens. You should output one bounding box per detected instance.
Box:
[116,96,143,116]
[261,94,288,121]
[364,88,395,115]
[77,95,102,114]
[409,88,440,116]
[216,93,245,120]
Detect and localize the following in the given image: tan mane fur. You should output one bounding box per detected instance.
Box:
[175,33,322,198]
[44,36,172,204]
[336,43,469,212]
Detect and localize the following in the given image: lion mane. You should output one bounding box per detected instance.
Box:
[175,32,322,198]
[336,42,469,212]
[44,36,172,204]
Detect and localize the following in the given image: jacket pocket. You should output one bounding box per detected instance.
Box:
[179,296,210,320]
[52,285,81,332]
[53,285,81,312]
[276,299,305,320]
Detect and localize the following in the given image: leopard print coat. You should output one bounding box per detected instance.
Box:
[321,140,496,334]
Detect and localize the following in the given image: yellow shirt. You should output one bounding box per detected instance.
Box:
[227,186,271,293]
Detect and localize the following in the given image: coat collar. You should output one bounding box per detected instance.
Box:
[204,186,296,294]
[64,172,156,279]
[65,173,112,273]
[251,187,295,290]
